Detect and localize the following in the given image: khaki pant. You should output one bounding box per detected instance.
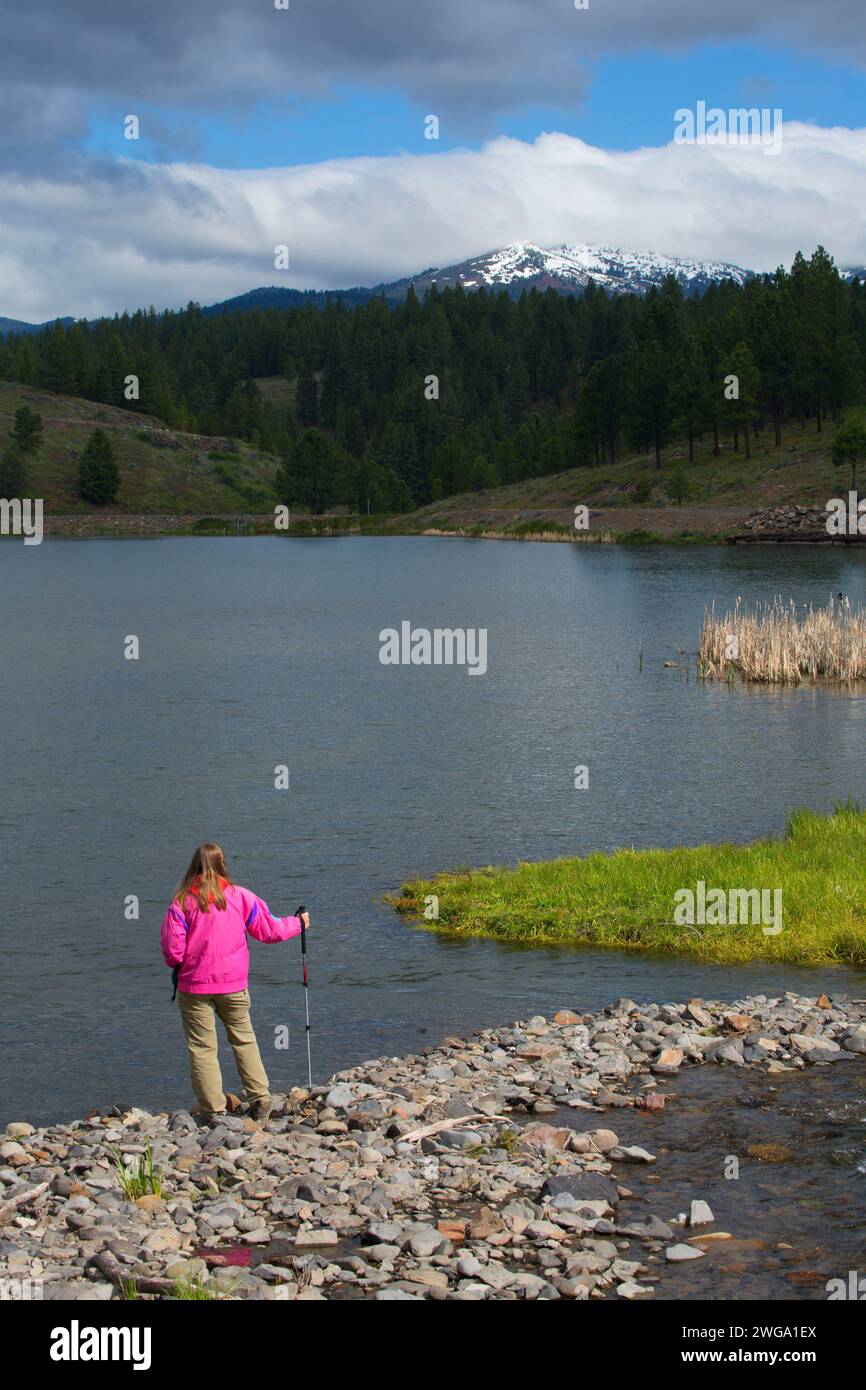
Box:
[178,989,270,1115]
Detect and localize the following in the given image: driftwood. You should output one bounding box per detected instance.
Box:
[91,1249,175,1296]
[400,1113,510,1144]
[0,1181,48,1226]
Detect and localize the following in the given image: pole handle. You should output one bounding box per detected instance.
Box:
[295,905,307,955]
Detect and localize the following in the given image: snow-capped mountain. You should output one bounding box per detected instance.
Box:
[396,241,753,298]
[0,244,758,333]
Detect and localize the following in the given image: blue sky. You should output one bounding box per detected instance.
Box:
[82,43,866,168]
[3,1,866,319]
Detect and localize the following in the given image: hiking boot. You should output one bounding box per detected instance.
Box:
[249,1099,272,1121]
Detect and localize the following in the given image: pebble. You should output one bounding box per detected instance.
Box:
[0,989,861,1301]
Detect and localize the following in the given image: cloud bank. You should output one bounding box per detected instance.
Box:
[2,124,866,321]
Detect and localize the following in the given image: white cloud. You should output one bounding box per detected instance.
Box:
[3,124,866,321]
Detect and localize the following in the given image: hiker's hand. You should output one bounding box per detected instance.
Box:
[299,911,310,931]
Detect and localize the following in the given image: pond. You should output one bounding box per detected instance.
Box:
[2,535,866,1124]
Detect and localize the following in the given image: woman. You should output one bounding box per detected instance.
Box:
[160,842,309,1120]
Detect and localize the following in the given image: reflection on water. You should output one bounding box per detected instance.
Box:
[1,536,866,1124]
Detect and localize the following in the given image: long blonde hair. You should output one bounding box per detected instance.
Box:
[174,842,233,912]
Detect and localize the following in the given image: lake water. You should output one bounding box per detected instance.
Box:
[2,535,866,1126]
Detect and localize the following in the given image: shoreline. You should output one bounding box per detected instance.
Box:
[3,989,864,1301]
[19,520,865,547]
[12,500,853,544]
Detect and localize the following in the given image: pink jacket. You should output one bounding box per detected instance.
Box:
[160,882,303,995]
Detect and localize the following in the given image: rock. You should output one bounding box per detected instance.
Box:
[566,1251,610,1274]
[666,1244,706,1261]
[365,1221,405,1245]
[606,998,638,1017]
[788,1033,840,1060]
[141,1228,181,1253]
[297,1229,338,1247]
[539,1173,618,1205]
[366,1243,401,1263]
[597,1052,631,1077]
[723,1013,753,1033]
[840,1026,866,1054]
[0,1142,27,1162]
[611,1145,656,1164]
[704,1039,745,1064]
[686,1001,713,1027]
[468,1206,505,1240]
[689,1200,715,1228]
[514,1272,554,1298]
[634,1092,665,1113]
[434,1129,482,1151]
[617,1215,674,1241]
[44,1280,115,1300]
[476,1260,514,1290]
[405,1266,449,1290]
[617,1280,654,1298]
[5,1123,34,1139]
[653,1048,684,1074]
[134,1195,165,1213]
[587,1128,619,1153]
[408,1225,449,1258]
[437,1219,466,1245]
[325,1084,354,1110]
[524,1219,567,1241]
[522,1123,570,1152]
[553,1010,582,1025]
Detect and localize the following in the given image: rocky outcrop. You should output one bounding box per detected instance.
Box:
[729,505,856,543]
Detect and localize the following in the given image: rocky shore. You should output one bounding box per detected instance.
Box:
[3,991,865,1302]
[729,504,853,543]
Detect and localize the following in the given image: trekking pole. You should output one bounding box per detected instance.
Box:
[295,905,312,1088]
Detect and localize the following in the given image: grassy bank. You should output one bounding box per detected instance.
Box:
[3,379,861,540]
[379,411,864,542]
[0,382,281,515]
[391,806,866,965]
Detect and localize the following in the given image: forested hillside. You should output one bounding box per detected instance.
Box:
[1,248,862,514]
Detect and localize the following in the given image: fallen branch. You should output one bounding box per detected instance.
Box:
[0,1181,48,1226]
[91,1249,175,1296]
[400,1113,510,1144]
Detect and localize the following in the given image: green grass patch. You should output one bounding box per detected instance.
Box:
[108,1141,163,1200]
[171,1276,225,1300]
[390,804,866,965]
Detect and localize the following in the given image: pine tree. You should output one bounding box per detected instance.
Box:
[0,440,26,497]
[12,406,43,452]
[832,418,866,492]
[79,428,120,504]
